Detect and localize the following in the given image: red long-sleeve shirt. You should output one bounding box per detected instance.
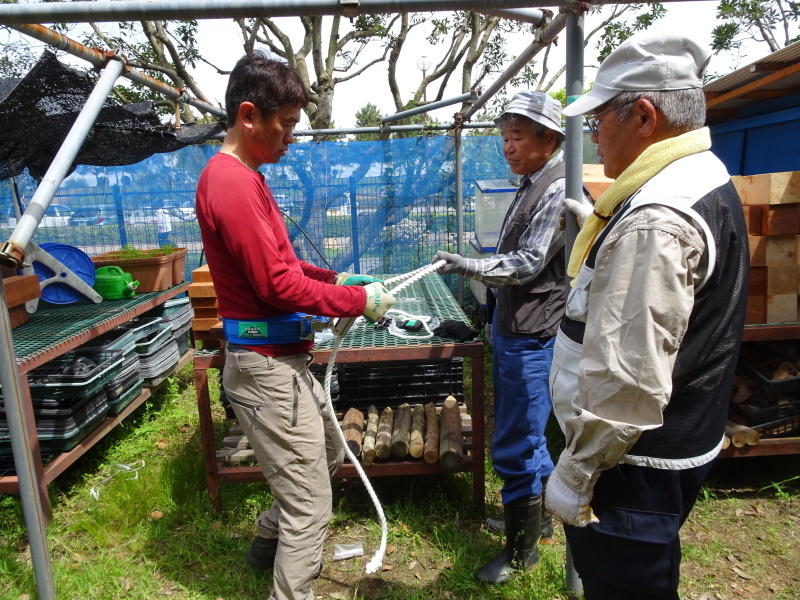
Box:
[196,152,365,355]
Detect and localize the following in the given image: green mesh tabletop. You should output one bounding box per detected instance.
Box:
[11,285,188,371]
[315,273,476,351]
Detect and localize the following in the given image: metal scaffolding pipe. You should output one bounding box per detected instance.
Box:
[381,91,478,124]
[291,121,495,136]
[0,52,128,600]
[478,7,549,26]
[0,289,55,600]
[462,10,567,122]
[11,24,225,119]
[0,0,558,24]
[564,10,586,597]
[454,124,465,304]
[2,56,127,267]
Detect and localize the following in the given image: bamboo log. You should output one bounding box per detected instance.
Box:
[725,420,761,448]
[342,407,365,457]
[375,407,394,460]
[409,404,425,458]
[423,402,439,464]
[391,403,412,458]
[439,396,463,471]
[362,405,379,466]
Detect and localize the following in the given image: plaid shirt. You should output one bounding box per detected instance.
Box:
[465,149,581,288]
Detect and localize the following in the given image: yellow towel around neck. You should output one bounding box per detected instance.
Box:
[568,127,712,280]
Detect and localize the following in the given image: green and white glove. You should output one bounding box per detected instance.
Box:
[432,251,467,275]
[335,272,382,286]
[544,468,599,527]
[362,282,396,323]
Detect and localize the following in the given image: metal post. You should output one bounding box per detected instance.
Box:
[0,53,126,269]
[113,185,128,248]
[291,121,496,137]
[0,287,55,600]
[349,176,361,274]
[0,54,128,600]
[454,118,464,304]
[564,9,585,598]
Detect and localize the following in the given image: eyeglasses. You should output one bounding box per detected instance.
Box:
[585,98,640,135]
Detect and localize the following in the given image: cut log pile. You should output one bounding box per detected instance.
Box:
[732,171,800,324]
[216,396,473,470]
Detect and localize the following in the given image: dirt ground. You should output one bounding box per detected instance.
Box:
[311,459,800,600]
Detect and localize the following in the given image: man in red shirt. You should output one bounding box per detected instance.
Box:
[196,51,394,600]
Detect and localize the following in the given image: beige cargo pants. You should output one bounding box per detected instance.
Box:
[224,348,345,600]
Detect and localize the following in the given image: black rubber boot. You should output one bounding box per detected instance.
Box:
[245,536,278,570]
[474,495,542,584]
[487,477,553,542]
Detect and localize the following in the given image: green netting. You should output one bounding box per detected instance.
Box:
[11,289,180,363]
[315,273,473,350]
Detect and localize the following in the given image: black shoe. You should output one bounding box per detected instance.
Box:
[474,495,542,585]
[245,536,279,571]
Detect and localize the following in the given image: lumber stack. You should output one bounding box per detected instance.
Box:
[732,171,800,324]
[188,264,222,348]
[1,274,40,329]
[582,164,613,201]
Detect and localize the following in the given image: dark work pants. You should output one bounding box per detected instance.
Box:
[564,461,715,600]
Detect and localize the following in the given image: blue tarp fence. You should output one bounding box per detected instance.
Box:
[1,134,513,307]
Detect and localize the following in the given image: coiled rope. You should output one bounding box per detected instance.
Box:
[323,260,446,574]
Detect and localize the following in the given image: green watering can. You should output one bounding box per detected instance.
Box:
[93,265,139,300]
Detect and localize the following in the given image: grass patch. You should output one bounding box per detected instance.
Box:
[2,363,799,599]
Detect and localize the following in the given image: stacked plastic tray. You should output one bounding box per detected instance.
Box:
[81,326,143,416]
[337,358,464,410]
[0,348,124,455]
[143,296,194,360]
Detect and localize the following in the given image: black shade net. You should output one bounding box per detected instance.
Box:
[0,50,223,181]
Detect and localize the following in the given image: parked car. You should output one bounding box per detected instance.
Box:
[162,199,196,222]
[4,203,72,228]
[69,204,120,226]
[124,209,158,226]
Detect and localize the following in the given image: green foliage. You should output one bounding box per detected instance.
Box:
[712,0,800,54]
[596,3,667,62]
[0,39,37,78]
[354,102,384,141]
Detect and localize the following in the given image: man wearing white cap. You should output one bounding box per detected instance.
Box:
[546,29,749,599]
[433,90,590,584]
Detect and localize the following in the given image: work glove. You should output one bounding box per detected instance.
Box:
[432,320,480,342]
[335,272,382,286]
[432,251,467,275]
[362,282,396,323]
[563,197,594,229]
[544,469,599,527]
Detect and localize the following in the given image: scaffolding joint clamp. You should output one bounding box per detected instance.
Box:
[102,48,128,68]
[0,241,25,270]
[340,0,359,19]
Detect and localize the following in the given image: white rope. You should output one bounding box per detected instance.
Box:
[323,260,445,573]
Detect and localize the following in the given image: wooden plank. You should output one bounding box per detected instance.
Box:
[749,266,766,296]
[766,294,797,323]
[766,235,797,265]
[766,264,798,295]
[192,317,222,331]
[749,235,766,266]
[192,307,220,319]
[762,204,800,235]
[733,172,800,205]
[191,264,214,283]
[188,281,217,297]
[745,296,766,325]
[189,296,218,308]
[2,274,41,307]
[742,205,763,235]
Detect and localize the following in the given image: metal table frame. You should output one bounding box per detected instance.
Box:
[0,283,190,518]
[194,339,486,513]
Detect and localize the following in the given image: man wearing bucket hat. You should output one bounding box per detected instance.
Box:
[546,29,749,599]
[433,90,591,584]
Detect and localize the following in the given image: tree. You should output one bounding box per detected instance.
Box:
[354,102,384,141]
[711,0,800,55]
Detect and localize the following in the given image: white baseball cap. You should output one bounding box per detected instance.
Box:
[495,90,564,140]
[562,28,711,117]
